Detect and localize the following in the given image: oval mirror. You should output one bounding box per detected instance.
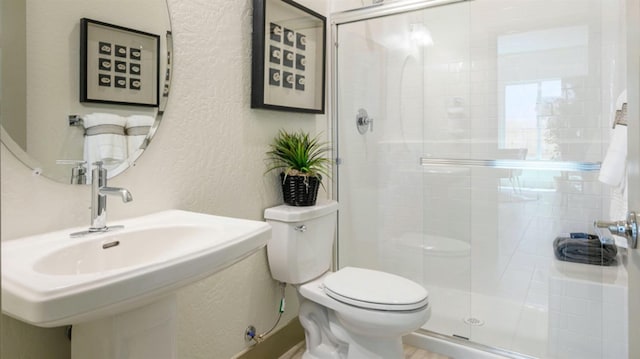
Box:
[0,0,172,184]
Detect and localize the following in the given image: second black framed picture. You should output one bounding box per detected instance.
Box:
[251,0,326,114]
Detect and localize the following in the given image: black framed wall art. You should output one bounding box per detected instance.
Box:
[80,18,160,107]
[251,0,326,114]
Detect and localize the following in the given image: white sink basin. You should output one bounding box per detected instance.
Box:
[2,210,271,327]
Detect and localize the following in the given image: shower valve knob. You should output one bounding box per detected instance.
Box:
[356,108,373,134]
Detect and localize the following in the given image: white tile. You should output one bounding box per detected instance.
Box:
[561,296,590,316]
[564,281,604,301]
[566,312,602,338]
[549,295,563,313]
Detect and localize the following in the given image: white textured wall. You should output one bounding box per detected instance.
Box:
[1,0,328,358]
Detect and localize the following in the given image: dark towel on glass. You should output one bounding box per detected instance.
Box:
[553,234,618,266]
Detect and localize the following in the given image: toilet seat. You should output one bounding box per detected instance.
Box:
[323,267,429,311]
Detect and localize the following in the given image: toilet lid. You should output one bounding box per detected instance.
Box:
[323,267,429,311]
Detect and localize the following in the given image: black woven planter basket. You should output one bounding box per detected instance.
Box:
[280,173,321,206]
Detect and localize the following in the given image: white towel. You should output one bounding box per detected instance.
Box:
[125,115,155,155]
[126,115,155,128]
[599,90,628,220]
[599,91,627,186]
[82,112,127,129]
[599,125,627,186]
[82,113,127,182]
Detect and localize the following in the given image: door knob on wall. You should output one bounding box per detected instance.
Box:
[594,211,638,249]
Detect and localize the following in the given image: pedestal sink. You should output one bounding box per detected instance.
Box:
[2,210,271,358]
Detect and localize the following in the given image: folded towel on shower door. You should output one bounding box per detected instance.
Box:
[599,125,627,187]
[599,90,628,220]
[553,235,618,266]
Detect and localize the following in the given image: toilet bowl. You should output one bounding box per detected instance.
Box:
[265,201,430,359]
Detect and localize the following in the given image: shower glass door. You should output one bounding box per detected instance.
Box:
[334,1,628,358]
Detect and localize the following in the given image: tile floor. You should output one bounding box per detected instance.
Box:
[279,341,450,359]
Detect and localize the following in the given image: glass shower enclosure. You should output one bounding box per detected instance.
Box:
[333,0,628,357]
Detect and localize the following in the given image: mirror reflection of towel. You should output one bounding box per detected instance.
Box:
[125,115,154,156]
[82,113,127,182]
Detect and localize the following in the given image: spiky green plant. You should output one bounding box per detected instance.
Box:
[265,129,331,179]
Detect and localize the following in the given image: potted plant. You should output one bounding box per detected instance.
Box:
[266,129,331,206]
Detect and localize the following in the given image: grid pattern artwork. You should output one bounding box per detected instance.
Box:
[268,22,306,92]
[95,41,143,90]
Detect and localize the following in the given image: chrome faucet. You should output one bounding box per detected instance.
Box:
[89,161,133,232]
[70,162,133,237]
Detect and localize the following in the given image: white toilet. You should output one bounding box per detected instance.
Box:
[265,200,430,359]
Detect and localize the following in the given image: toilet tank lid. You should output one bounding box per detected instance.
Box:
[264,200,339,222]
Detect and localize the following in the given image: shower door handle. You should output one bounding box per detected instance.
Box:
[594,211,638,248]
[356,108,373,134]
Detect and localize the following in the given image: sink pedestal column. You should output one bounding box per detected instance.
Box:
[71,295,177,359]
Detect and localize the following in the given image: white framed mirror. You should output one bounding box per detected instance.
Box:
[0,0,172,184]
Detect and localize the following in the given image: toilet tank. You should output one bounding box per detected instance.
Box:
[264,200,339,284]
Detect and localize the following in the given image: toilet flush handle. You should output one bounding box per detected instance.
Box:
[295,225,307,232]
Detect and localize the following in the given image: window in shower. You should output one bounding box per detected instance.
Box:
[497,25,590,163]
[502,79,562,160]
[496,24,592,193]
